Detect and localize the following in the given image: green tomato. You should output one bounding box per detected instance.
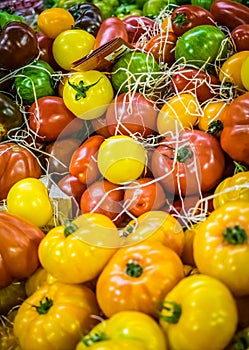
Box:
[14,60,55,105]
[190,0,214,10]
[97,135,147,185]
[111,51,160,93]
[7,178,53,227]
[52,29,95,71]
[175,25,228,68]
[143,0,177,18]
[92,1,114,18]
[241,55,249,91]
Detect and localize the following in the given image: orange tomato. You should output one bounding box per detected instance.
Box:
[198,101,229,137]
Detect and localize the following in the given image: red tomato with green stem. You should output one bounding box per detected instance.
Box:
[28,96,81,143]
[151,130,225,196]
[105,92,158,137]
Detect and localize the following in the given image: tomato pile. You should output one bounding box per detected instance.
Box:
[0,0,249,349]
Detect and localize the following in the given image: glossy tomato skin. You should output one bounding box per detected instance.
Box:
[231,24,249,51]
[122,15,155,44]
[151,130,225,196]
[96,241,184,317]
[171,5,215,37]
[124,178,166,217]
[210,0,249,30]
[220,91,249,166]
[175,25,227,68]
[37,32,60,70]
[0,211,45,288]
[105,92,158,137]
[28,96,81,142]
[144,31,177,66]
[80,179,124,224]
[0,143,41,201]
[170,68,220,103]
[58,174,86,204]
[69,135,104,185]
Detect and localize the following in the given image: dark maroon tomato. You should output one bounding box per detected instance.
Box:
[122,15,155,44]
[210,0,249,30]
[144,31,177,66]
[105,92,158,137]
[231,24,249,51]
[91,115,112,138]
[58,174,86,204]
[170,68,220,103]
[171,5,215,37]
[28,96,82,142]
[80,179,124,224]
[37,32,60,70]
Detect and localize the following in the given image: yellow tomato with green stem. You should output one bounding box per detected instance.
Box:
[63,70,114,119]
[194,201,249,296]
[38,213,120,284]
[13,282,100,350]
[6,177,53,227]
[76,311,167,350]
[159,274,238,350]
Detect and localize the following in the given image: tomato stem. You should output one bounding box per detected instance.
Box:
[177,146,193,163]
[160,301,182,324]
[172,12,188,27]
[32,296,53,315]
[81,332,108,346]
[126,260,143,277]
[68,78,102,100]
[234,161,248,174]
[223,225,247,245]
[207,120,223,135]
[64,221,78,237]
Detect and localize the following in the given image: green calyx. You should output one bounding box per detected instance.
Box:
[82,332,108,346]
[223,225,247,245]
[64,222,79,237]
[207,120,223,135]
[68,78,102,101]
[160,300,182,324]
[177,146,193,163]
[126,260,143,277]
[172,12,188,27]
[33,296,53,315]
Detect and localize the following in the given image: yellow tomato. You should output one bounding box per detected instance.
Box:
[241,55,249,91]
[97,135,147,185]
[219,51,249,91]
[159,274,238,350]
[198,101,229,137]
[157,93,200,135]
[6,177,53,227]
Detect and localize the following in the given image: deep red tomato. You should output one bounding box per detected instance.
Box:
[80,179,124,224]
[0,143,41,201]
[37,32,60,70]
[58,174,86,204]
[91,114,112,138]
[170,68,220,103]
[124,177,166,217]
[171,5,215,37]
[144,31,177,66]
[69,135,104,185]
[220,91,249,166]
[122,15,155,44]
[28,96,82,142]
[94,17,128,50]
[231,24,249,51]
[105,92,158,137]
[151,130,225,196]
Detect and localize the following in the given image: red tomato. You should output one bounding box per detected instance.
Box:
[231,24,249,51]
[69,135,104,185]
[124,177,166,217]
[94,17,128,50]
[91,114,112,138]
[151,130,225,196]
[105,92,158,137]
[80,179,124,224]
[170,68,220,103]
[122,15,155,44]
[28,96,82,142]
[144,31,177,66]
[58,174,86,204]
[37,32,60,70]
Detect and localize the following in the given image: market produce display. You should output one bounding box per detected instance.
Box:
[0,0,249,349]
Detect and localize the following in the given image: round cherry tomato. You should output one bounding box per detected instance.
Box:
[80,179,124,224]
[105,92,158,137]
[6,178,53,227]
[37,8,75,39]
[123,178,166,217]
[63,70,114,119]
[157,93,200,135]
[97,135,147,185]
[144,31,177,66]
[52,29,95,71]
[231,24,249,51]
[198,101,229,137]
[28,96,81,142]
